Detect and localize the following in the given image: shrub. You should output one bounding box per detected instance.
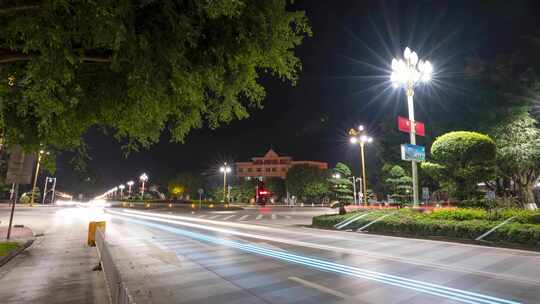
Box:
[429,208,487,221]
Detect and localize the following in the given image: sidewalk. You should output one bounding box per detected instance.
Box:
[0,207,109,303]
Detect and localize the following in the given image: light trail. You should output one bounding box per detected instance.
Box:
[111,209,540,287]
[108,210,521,304]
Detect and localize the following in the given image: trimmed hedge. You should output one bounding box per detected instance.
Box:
[312,209,540,250]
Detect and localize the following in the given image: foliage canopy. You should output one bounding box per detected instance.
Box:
[0,1,311,156]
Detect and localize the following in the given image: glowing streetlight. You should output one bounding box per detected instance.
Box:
[219,163,232,203]
[118,184,125,200]
[332,173,341,179]
[126,180,134,198]
[391,47,433,207]
[349,125,373,205]
[139,173,149,199]
[30,149,50,206]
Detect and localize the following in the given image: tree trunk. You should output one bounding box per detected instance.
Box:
[338,203,347,215]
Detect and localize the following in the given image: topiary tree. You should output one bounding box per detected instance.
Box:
[383,165,412,207]
[328,162,354,214]
[421,131,496,201]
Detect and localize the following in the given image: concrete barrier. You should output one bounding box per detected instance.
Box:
[95,228,134,304]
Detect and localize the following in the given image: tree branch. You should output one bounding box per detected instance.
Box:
[0,52,111,64]
[0,5,40,15]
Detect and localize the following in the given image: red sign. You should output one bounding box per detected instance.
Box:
[398,116,425,137]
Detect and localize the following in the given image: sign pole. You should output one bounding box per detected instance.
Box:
[7,182,18,240]
[407,83,419,208]
[360,142,368,205]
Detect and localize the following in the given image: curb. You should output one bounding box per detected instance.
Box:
[0,239,34,268]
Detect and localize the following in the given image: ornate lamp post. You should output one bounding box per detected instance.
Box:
[391,47,433,207]
[349,125,373,205]
[139,173,149,199]
[219,163,232,203]
[126,180,134,198]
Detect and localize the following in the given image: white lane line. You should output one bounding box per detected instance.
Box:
[271,214,277,220]
[238,215,250,221]
[288,276,352,300]
[208,215,220,219]
[256,214,263,220]
[198,214,207,218]
[285,215,292,220]
[222,215,236,221]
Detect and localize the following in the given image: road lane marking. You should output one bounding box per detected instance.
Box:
[238,215,250,221]
[112,209,540,287]
[198,214,207,218]
[271,214,277,220]
[208,215,220,219]
[285,215,292,220]
[288,276,352,300]
[108,211,522,304]
[256,214,263,220]
[222,215,235,221]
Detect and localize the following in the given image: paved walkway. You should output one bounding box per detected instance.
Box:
[0,207,109,304]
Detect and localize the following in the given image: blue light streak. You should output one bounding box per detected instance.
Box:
[111,212,522,304]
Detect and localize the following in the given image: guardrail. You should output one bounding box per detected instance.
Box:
[95,228,134,304]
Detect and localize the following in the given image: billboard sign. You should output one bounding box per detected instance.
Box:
[398,116,425,136]
[401,143,425,162]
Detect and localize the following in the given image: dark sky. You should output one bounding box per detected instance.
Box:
[54,0,540,195]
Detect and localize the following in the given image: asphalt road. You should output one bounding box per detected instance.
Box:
[2,205,540,303]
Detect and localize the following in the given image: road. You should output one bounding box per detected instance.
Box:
[2,205,540,303]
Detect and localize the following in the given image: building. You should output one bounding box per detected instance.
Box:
[235,149,328,179]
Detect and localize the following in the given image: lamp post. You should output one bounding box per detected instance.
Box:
[391,47,433,207]
[349,125,373,205]
[139,173,148,200]
[126,180,134,198]
[119,184,125,200]
[219,163,231,203]
[30,150,49,206]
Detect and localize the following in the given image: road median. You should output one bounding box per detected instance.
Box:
[312,208,540,251]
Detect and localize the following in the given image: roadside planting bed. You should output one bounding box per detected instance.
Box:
[312,208,540,250]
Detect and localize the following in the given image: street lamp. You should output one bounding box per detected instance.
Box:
[126,180,134,198]
[219,163,232,203]
[139,173,149,199]
[349,125,373,205]
[391,47,433,207]
[119,184,125,200]
[30,149,50,206]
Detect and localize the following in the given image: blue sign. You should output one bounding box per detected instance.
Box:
[401,144,425,162]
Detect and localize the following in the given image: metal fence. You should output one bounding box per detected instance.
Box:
[96,228,134,304]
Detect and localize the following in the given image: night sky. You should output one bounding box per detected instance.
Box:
[54,0,540,195]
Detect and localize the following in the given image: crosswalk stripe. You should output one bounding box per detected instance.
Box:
[256,214,263,220]
[222,215,235,220]
[238,215,250,221]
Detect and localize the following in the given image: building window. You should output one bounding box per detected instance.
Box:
[248,168,252,172]
[257,168,261,172]
[271,167,276,172]
[266,168,271,172]
[238,168,243,172]
[281,168,286,171]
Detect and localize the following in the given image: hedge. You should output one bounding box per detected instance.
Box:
[312,209,540,250]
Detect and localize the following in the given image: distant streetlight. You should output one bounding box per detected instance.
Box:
[332,173,341,179]
[349,125,373,205]
[30,150,50,206]
[126,180,134,198]
[391,47,433,207]
[219,163,232,203]
[119,184,125,200]
[139,173,149,199]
